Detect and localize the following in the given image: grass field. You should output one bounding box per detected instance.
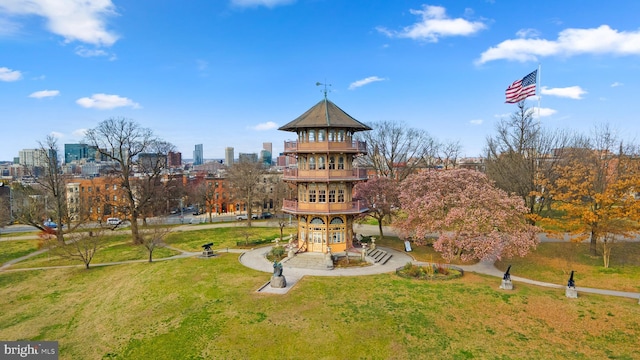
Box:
[165,227,284,251]
[495,242,640,292]
[1,255,639,359]
[1,227,640,359]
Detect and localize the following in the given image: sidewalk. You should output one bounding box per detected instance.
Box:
[2,222,639,300]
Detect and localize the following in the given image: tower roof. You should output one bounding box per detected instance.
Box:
[279,98,372,132]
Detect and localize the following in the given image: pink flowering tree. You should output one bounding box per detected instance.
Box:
[353,177,400,239]
[395,169,539,262]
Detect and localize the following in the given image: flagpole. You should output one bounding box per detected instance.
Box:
[537,63,541,126]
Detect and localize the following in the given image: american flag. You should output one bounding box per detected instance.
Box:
[505,70,537,103]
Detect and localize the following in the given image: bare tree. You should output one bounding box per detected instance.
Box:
[0,184,11,235]
[226,161,265,227]
[35,136,69,243]
[485,101,570,220]
[139,225,171,262]
[356,120,439,180]
[46,228,107,269]
[11,182,49,231]
[438,139,462,169]
[84,118,174,244]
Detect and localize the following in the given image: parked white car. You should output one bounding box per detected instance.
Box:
[107,217,122,225]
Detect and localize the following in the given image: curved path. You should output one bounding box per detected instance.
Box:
[2,222,639,301]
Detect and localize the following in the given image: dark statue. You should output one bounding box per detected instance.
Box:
[273,261,283,277]
[503,265,512,281]
[567,270,575,288]
[202,242,213,251]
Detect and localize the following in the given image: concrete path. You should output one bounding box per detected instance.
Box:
[2,222,639,301]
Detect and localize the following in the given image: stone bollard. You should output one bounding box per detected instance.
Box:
[500,279,513,290]
[370,237,376,250]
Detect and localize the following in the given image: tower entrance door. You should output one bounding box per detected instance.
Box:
[310,231,325,252]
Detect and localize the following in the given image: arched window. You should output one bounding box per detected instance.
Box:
[338,156,344,170]
[318,156,325,170]
[309,156,316,170]
[310,217,325,224]
[329,156,335,170]
[330,217,344,224]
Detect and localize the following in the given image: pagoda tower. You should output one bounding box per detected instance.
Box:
[279,94,371,253]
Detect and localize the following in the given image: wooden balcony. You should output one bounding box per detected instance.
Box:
[282,168,368,182]
[282,199,368,215]
[283,140,367,154]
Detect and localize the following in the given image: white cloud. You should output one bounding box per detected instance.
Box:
[49,131,64,139]
[0,0,119,46]
[469,119,483,125]
[515,28,540,39]
[76,93,140,110]
[349,76,387,90]
[377,5,486,42]
[0,67,22,81]
[611,82,623,87]
[72,128,88,138]
[75,46,111,58]
[230,0,295,8]
[541,86,586,100]
[477,25,640,64]
[531,107,557,117]
[29,89,60,99]
[250,121,278,131]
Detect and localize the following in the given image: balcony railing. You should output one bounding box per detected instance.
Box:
[282,199,368,215]
[283,140,367,153]
[282,168,368,181]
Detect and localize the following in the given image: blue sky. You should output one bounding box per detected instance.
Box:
[1,0,640,161]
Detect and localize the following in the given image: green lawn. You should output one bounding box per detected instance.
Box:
[0,240,40,265]
[0,256,639,359]
[495,242,640,292]
[165,227,285,251]
[9,234,180,269]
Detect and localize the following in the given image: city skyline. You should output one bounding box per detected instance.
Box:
[2,1,640,161]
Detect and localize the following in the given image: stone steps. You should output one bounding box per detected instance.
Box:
[366,248,392,265]
[282,253,331,270]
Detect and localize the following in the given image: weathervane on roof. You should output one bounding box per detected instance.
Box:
[316,81,332,100]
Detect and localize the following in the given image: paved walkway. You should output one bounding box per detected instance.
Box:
[2,223,639,301]
[240,245,640,299]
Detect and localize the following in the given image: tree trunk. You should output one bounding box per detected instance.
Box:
[131,215,141,244]
[148,250,153,263]
[590,230,598,256]
[378,218,384,240]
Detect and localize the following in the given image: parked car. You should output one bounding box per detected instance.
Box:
[107,217,122,225]
[192,210,201,216]
[236,214,258,220]
[43,221,58,229]
[261,212,273,219]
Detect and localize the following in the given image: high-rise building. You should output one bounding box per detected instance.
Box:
[168,151,182,168]
[19,149,53,167]
[262,142,272,154]
[238,152,258,163]
[260,149,272,167]
[193,144,203,165]
[225,147,234,167]
[64,143,98,164]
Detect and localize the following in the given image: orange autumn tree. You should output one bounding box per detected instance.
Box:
[540,129,640,267]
